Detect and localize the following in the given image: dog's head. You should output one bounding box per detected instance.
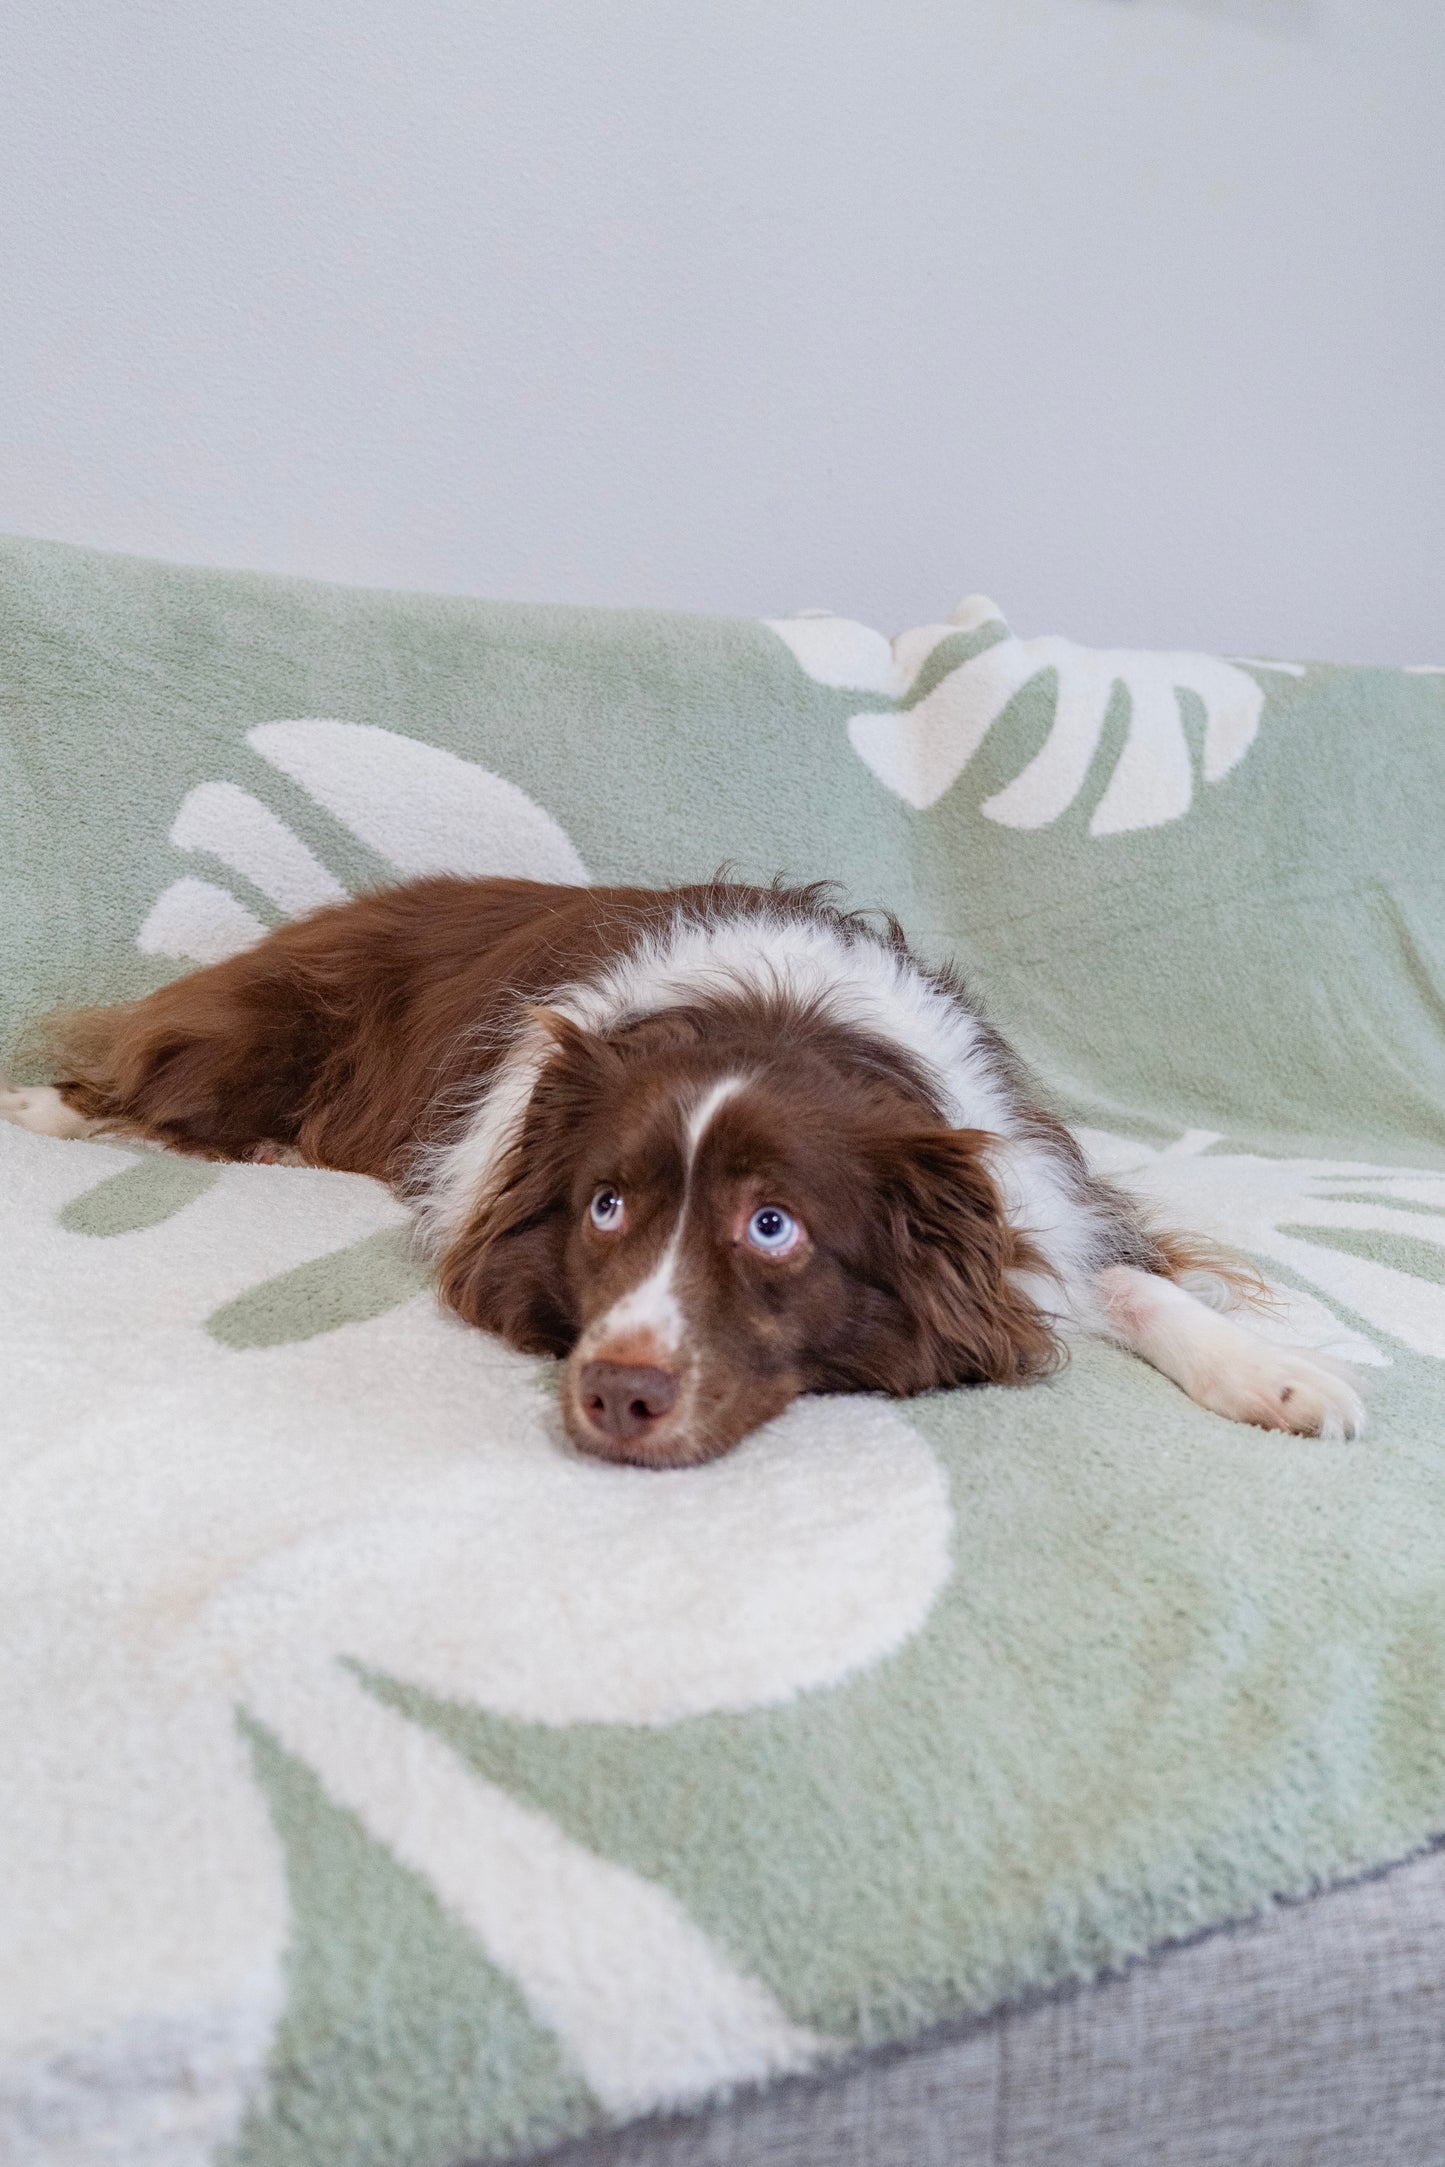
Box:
[437,1011,1060,1465]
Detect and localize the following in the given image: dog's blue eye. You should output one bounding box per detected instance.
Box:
[589,1186,625,1231]
[747,1205,798,1254]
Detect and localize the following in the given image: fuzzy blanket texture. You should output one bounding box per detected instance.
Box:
[4,534,1445,2167]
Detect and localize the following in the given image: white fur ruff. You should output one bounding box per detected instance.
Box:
[412,903,1113,1311]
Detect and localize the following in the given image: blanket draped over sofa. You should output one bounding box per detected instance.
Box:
[4,534,1445,2167]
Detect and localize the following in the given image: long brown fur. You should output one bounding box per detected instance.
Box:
[1150,1227,1276,1313]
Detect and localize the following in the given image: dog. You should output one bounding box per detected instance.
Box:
[1,875,1365,1464]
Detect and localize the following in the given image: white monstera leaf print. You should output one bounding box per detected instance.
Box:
[1084,1126,1445,1364]
[1,1125,952,2160]
[138,719,589,964]
[768,597,1303,835]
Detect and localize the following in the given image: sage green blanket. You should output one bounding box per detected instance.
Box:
[4,535,1445,2167]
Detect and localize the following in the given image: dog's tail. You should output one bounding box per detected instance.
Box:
[1152,1228,1276,1315]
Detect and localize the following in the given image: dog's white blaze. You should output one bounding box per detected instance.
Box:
[582,1074,750,1363]
[416,906,1115,1305]
[590,1234,687,1359]
[685,1073,748,1153]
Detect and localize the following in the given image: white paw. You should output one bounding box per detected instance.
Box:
[1193,1338,1366,1441]
[0,1081,99,1140]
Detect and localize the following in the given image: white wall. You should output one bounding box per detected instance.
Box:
[2,0,1441,660]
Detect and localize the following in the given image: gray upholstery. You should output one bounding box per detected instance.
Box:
[515,1844,1445,2167]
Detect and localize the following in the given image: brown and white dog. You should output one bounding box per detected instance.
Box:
[1,876,1364,1464]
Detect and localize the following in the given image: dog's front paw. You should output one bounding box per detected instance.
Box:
[1193,1338,1366,1441]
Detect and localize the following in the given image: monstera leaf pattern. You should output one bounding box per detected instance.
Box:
[768,598,1301,834]
[2,1124,953,2162]
[1082,1126,1445,1364]
[138,719,589,965]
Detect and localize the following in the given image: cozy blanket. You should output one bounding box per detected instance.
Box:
[4,535,1445,2167]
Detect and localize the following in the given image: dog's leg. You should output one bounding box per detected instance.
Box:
[1092,1263,1366,1440]
[0,1077,105,1139]
[16,940,336,1163]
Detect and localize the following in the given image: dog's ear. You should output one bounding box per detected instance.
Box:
[436,1012,621,1356]
[437,1182,575,1354]
[860,1127,1064,1390]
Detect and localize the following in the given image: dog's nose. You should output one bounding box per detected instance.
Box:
[578,1360,680,1444]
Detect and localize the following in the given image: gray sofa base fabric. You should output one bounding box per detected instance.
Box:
[517,1843,1445,2167]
